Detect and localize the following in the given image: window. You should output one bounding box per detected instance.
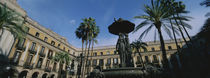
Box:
[37,58,43,68]
[40,46,45,53]
[46,60,50,68]
[137,56,141,62]
[13,51,21,64]
[168,46,172,50]
[44,37,48,42]
[87,60,91,66]
[53,63,57,71]
[17,38,25,47]
[99,59,104,66]
[106,51,110,55]
[145,56,149,63]
[25,27,30,33]
[94,53,97,56]
[63,47,66,51]
[113,58,118,64]
[30,42,36,51]
[68,50,70,53]
[51,41,55,45]
[151,47,155,51]
[100,52,103,55]
[114,51,117,54]
[159,46,161,50]
[107,58,111,64]
[26,55,33,64]
[73,52,75,55]
[93,59,97,66]
[58,44,60,48]
[48,50,53,58]
[153,55,158,62]
[35,32,40,37]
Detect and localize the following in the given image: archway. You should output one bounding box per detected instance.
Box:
[32,72,39,78]
[18,70,28,78]
[50,74,55,78]
[42,73,48,78]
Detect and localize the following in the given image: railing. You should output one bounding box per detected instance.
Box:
[45,67,51,72]
[39,52,45,57]
[48,55,52,59]
[28,49,36,54]
[16,45,25,51]
[24,63,33,69]
[106,63,111,66]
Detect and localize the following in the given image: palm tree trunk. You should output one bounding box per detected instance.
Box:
[85,40,91,75]
[170,19,182,68]
[138,48,145,69]
[157,27,169,71]
[82,41,88,78]
[78,41,84,78]
[90,39,94,71]
[177,14,192,42]
[173,14,189,47]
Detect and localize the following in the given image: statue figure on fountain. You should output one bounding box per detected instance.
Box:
[116,33,133,67]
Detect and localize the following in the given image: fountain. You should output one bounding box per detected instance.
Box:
[100,18,144,78]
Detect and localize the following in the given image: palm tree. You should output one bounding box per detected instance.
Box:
[0,4,27,39]
[86,25,99,72]
[130,40,147,69]
[52,51,71,78]
[133,0,176,70]
[75,23,87,78]
[200,0,210,7]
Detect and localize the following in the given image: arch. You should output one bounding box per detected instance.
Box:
[18,70,28,78]
[50,74,55,78]
[32,72,39,78]
[42,73,48,78]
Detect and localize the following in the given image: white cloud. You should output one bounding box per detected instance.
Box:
[69,20,76,25]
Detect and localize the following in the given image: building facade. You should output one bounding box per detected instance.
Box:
[0,0,186,78]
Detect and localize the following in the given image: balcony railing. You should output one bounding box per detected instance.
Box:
[39,52,45,57]
[106,63,111,66]
[28,49,36,54]
[45,67,51,72]
[24,63,33,69]
[48,56,52,59]
[16,45,25,51]
[136,61,142,65]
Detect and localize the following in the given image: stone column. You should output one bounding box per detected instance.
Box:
[19,40,30,66]
[176,54,182,68]
[0,29,9,47]
[4,33,14,56]
[103,58,106,69]
[110,58,113,68]
[133,56,137,67]
[158,55,162,67]
[41,48,49,69]
[167,55,173,69]
[150,55,153,63]
[33,46,40,67]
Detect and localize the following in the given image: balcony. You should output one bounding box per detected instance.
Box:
[24,63,33,69]
[28,49,36,54]
[16,45,25,51]
[48,56,52,59]
[136,61,142,65]
[45,67,51,72]
[39,52,45,57]
[106,63,111,66]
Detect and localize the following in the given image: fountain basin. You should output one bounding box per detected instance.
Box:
[102,67,144,78]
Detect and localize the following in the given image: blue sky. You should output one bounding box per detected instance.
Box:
[17,0,209,48]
